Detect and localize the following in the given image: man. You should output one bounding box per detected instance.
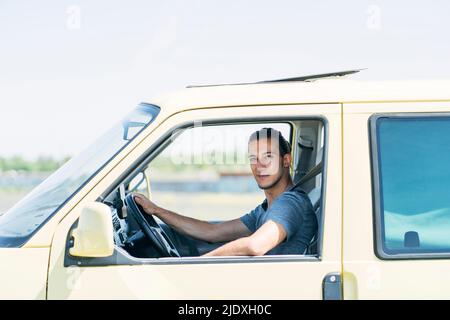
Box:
[134,127,318,256]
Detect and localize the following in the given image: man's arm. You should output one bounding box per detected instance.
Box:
[203,220,287,256]
[134,193,251,243]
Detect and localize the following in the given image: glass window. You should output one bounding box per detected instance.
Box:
[0,103,160,248]
[374,116,450,255]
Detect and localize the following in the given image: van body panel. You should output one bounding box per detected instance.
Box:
[343,102,450,299]
[0,248,49,299]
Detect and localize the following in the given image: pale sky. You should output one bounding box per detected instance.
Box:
[1,0,450,159]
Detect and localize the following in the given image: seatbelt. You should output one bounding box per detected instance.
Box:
[296,161,323,187]
[295,137,314,182]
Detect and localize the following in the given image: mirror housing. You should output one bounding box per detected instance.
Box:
[122,120,146,141]
[128,171,151,199]
[69,202,114,258]
[128,172,145,193]
[144,170,152,198]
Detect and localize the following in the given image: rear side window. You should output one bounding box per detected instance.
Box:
[371,115,450,258]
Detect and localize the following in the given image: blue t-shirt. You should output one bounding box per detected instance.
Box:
[240,185,318,255]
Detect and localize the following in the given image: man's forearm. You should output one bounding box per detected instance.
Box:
[154,206,217,243]
[203,237,260,256]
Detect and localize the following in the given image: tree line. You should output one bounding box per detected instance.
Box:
[0,156,71,173]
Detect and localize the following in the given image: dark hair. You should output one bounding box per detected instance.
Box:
[248,127,291,156]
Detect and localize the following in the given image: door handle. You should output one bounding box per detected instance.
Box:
[322,272,342,300]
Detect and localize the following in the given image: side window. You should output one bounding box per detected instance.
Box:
[372,115,450,257]
[147,123,291,221]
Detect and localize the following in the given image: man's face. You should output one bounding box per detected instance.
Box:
[248,138,289,190]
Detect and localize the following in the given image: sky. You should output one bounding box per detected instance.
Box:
[1,0,450,159]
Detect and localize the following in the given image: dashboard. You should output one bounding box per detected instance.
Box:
[102,183,163,258]
[111,206,128,247]
[103,184,135,248]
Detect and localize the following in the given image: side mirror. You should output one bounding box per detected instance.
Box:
[69,202,114,258]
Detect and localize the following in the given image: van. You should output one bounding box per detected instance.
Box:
[1,70,450,299]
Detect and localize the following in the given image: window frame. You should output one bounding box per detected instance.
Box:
[370,112,450,260]
[79,115,329,267]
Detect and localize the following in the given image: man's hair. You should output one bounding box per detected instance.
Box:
[248,127,291,157]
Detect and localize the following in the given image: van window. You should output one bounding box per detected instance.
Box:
[134,120,325,258]
[373,116,450,256]
[0,103,160,248]
[148,123,291,221]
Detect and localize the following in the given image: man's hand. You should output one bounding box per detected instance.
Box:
[133,193,160,216]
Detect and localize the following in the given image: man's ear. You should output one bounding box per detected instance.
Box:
[283,154,291,168]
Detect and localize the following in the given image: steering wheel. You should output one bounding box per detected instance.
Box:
[125,194,180,258]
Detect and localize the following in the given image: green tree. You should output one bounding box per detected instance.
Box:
[0,155,72,172]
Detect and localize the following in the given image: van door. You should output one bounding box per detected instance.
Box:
[343,101,450,299]
[47,103,342,299]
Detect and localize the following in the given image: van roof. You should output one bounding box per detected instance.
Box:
[186,69,363,88]
[149,77,450,115]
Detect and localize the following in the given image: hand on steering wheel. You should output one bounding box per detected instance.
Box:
[133,193,159,216]
[125,194,180,257]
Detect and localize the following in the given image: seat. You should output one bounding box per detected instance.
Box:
[308,186,321,211]
[297,147,323,255]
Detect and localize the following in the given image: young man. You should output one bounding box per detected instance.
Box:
[134,127,318,256]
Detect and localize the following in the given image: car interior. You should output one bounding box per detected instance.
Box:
[100,119,325,259]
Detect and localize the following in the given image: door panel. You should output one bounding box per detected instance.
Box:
[48,104,342,299]
[343,102,450,299]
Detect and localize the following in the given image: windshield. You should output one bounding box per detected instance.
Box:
[0,103,160,247]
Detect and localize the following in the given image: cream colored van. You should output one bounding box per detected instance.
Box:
[2,70,450,299]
